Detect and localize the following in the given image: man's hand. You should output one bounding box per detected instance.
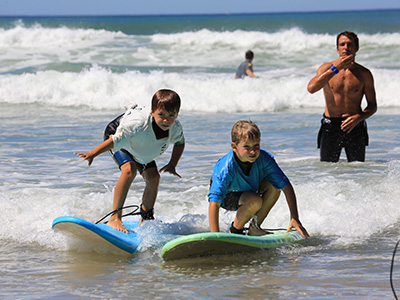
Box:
[341,114,362,133]
[334,54,354,71]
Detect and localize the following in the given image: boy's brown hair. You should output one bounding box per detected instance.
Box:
[231,120,261,144]
[151,89,181,113]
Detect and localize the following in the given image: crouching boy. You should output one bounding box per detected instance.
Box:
[208,120,309,237]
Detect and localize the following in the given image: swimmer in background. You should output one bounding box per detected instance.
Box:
[235,50,257,79]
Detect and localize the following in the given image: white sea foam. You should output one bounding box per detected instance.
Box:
[0,23,399,112]
[0,20,124,48]
[1,156,398,250]
[1,23,400,73]
[0,65,398,111]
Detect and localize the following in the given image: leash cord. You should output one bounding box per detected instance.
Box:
[95,205,140,224]
[391,239,400,300]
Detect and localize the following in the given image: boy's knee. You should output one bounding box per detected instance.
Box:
[121,162,137,179]
[151,172,160,184]
[241,192,263,211]
[143,168,160,185]
[250,196,263,213]
[260,180,280,196]
[252,197,263,211]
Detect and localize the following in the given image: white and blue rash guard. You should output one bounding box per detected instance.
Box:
[208,149,290,205]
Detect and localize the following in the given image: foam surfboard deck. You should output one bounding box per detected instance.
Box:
[52,216,141,254]
[161,229,304,261]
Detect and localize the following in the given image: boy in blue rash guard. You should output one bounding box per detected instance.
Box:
[208,121,309,237]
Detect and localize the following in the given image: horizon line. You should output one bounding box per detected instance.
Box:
[1,8,399,18]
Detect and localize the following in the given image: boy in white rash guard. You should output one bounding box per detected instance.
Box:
[75,89,185,233]
[208,121,308,237]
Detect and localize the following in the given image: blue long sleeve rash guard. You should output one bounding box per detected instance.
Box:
[208,149,290,205]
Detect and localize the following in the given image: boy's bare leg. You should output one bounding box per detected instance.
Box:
[107,162,136,233]
[138,167,160,227]
[232,191,262,231]
[249,180,281,236]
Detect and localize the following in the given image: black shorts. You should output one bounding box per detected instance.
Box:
[221,192,243,211]
[104,114,157,174]
[317,115,369,162]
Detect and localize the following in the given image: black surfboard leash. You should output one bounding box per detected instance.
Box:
[391,239,400,300]
[95,205,140,224]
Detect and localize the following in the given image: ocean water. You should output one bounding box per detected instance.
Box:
[1,10,400,299]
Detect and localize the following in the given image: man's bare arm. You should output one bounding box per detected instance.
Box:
[307,63,336,94]
[308,55,355,94]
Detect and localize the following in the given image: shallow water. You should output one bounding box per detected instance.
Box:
[1,10,400,299]
[1,104,400,299]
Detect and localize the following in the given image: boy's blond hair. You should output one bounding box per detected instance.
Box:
[231,120,261,144]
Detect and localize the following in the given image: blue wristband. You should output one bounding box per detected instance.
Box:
[330,65,339,74]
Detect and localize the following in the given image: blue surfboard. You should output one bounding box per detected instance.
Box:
[52,216,142,254]
[161,229,304,261]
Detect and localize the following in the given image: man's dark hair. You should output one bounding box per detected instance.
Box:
[336,31,359,49]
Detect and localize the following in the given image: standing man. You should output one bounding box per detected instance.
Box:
[235,50,256,79]
[307,31,377,162]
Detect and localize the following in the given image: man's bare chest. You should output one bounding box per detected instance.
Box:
[330,71,363,95]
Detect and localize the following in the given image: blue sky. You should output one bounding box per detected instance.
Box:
[2,0,400,16]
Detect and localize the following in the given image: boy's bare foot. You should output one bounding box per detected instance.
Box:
[107,218,128,233]
[248,224,271,236]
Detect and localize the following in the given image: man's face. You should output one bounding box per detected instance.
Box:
[337,35,358,58]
